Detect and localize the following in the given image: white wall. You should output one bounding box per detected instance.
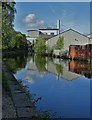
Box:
[26,37,37,43]
[27,31,39,38]
[39,29,58,35]
[46,29,90,52]
[89,38,92,44]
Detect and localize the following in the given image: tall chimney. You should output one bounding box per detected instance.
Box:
[57,19,60,35]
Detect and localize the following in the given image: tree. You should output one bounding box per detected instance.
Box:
[55,36,64,50]
[2,2,16,27]
[2,2,28,51]
[2,2,16,50]
[15,32,28,49]
[34,37,46,55]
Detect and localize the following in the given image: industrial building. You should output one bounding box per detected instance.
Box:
[46,29,92,56]
[26,20,60,42]
[27,19,92,60]
[69,44,92,59]
[39,28,59,36]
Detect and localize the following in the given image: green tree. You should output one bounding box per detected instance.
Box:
[15,32,28,49]
[55,36,64,50]
[2,2,16,50]
[2,2,28,50]
[34,37,46,55]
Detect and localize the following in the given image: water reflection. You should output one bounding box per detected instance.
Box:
[4,54,27,73]
[4,54,91,118]
[4,54,92,79]
[69,60,92,78]
[34,55,46,72]
[25,55,92,79]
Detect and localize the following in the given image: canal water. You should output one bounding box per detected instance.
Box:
[4,54,91,118]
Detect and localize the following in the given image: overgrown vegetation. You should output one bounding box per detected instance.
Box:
[2,2,28,51]
[55,36,64,50]
[34,37,46,55]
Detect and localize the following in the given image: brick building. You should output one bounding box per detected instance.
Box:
[69,44,92,59]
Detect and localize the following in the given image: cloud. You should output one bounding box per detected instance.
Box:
[24,14,36,23]
[24,14,46,29]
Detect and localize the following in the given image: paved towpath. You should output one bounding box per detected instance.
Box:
[2,62,38,119]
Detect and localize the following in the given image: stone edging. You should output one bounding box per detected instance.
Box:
[2,62,37,118]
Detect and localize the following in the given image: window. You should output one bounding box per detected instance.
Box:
[51,32,54,35]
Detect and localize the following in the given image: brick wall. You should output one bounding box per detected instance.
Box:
[69,44,92,59]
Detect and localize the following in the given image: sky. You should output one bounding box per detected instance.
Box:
[14,0,91,2]
[14,2,90,35]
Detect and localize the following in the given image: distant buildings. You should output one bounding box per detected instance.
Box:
[26,20,60,42]
[39,28,59,36]
[46,29,92,58]
[26,19,92,59]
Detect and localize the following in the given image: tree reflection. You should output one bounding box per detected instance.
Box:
[4,54,27,73]
[55,64,63,76]
[34,55,46,72]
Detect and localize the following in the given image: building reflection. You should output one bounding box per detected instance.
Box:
[26,55,92,80]
[69,60,92,78]
[46,58,80,80]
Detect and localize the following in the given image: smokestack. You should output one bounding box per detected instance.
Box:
[57,19,60,34]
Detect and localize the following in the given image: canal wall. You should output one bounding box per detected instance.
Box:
[2,62,38,119]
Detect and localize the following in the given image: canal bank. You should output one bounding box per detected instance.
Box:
[2,62,38,119]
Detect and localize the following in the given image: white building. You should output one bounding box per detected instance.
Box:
[39,20,60,36]
[26,30,39,43]
[26,28,59,43]
[46,29,90,55]
[39,28,59,36]
[26,20,61,42]
[89,37,92,44]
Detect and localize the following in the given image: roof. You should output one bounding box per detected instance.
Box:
[27,28,59,32]
[27,30,38,32]
[89,37,92,39]
[39,28,59,30]
[59,29,89,39]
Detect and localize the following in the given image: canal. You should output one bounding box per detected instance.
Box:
[4,53,91,118]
